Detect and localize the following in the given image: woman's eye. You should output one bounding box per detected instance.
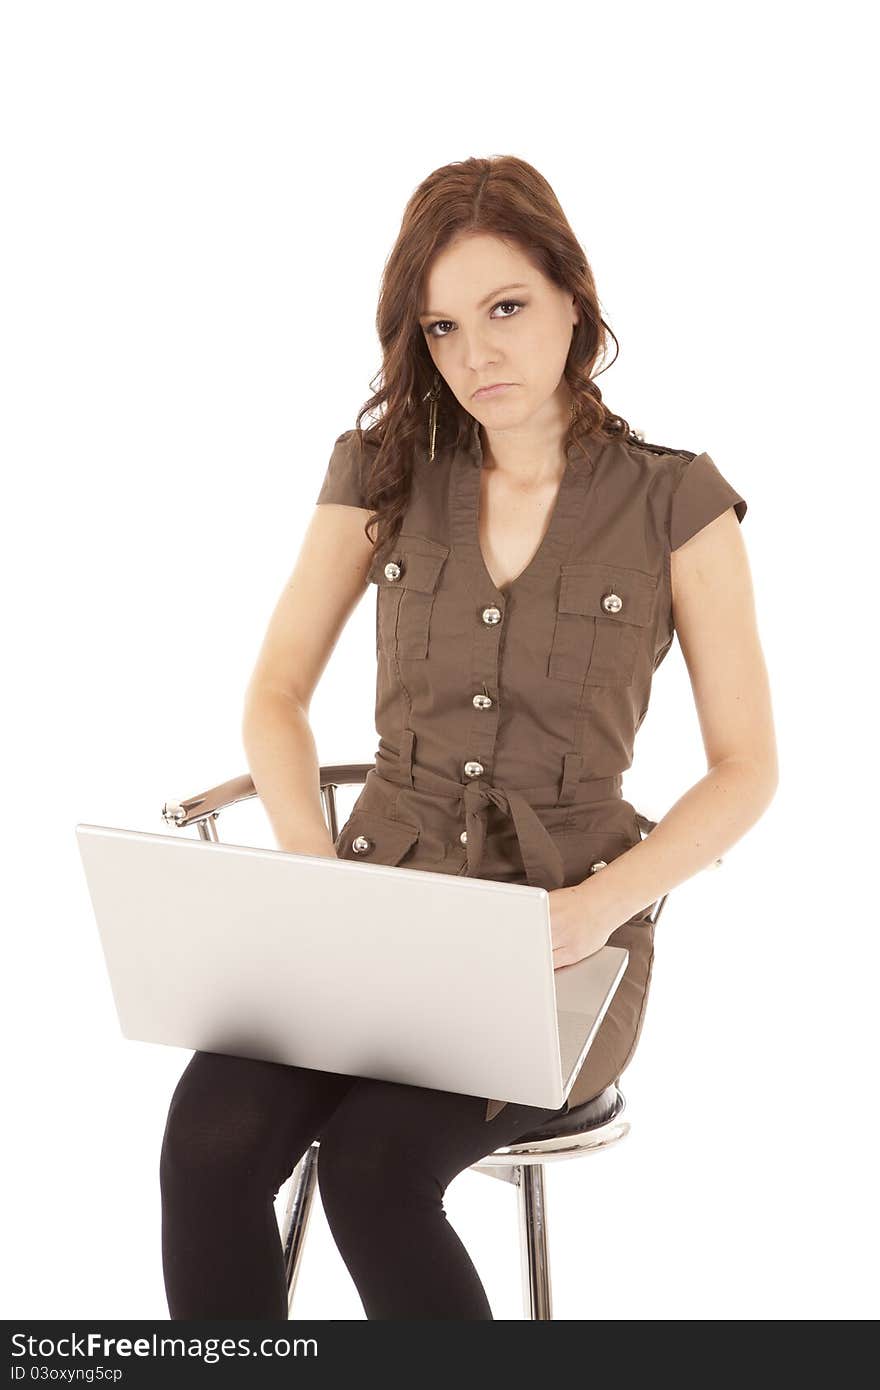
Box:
[425,299,525,339]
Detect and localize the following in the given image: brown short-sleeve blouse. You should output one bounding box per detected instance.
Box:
[316,419,748,1120]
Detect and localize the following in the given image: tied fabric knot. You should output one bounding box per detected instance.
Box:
[462,779,566,890]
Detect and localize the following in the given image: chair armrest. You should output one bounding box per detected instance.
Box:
[162,774,257,827]
[162,763,375,828]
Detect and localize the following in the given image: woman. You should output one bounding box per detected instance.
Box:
[159,155,778,1320]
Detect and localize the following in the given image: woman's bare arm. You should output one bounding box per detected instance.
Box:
[573,504,779,931]
[241,503,375,856]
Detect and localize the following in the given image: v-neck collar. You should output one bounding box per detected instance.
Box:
[451,416,600,604]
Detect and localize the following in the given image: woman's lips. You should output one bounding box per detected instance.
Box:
[473,383,515,399]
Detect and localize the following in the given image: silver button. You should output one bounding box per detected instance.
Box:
[384,561,402,581]
[481,605,502,625]
[463,760,484,778]
[352,835,374,854]
[472,693,493,709]
[589,859,608,873]
[459,830,468,845]
[601,591,622,614]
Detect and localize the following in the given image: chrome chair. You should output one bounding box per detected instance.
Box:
[161,762,690,1320]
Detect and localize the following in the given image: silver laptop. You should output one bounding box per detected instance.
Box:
[74,823,629,1111]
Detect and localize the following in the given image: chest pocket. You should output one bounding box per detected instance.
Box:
[368,534,449,660]
[548,560,659,686]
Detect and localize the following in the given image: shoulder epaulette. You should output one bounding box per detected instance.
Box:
[625,434,697,461]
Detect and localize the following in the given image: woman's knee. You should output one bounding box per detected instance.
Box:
[317,1124,444,1224]
[159,1052,290,1192]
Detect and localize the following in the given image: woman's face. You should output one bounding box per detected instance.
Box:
[418,232,579,429]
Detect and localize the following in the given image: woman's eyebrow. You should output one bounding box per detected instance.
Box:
[418,282,530,321]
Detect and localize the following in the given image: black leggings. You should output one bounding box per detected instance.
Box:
[159,1049,563,1320]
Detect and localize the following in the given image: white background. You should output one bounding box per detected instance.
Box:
[2,0,877,1322]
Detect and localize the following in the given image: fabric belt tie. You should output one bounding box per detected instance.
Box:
[374,735,622,892]
[462,779,566,890]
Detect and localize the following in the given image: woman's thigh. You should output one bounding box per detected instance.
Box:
[316,1077,561,1197]
[160,1050,361,1196]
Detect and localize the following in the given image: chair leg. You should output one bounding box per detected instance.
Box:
[278,1143,321,1315]
[516,1162,553,1320]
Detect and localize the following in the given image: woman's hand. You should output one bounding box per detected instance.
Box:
[548,884,612,969]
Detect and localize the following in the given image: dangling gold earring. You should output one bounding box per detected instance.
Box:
[425,371,441,462]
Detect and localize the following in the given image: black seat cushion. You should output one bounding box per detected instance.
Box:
[511,1084,622,1143]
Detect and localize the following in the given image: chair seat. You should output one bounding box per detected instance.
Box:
[513,1084,622,1142]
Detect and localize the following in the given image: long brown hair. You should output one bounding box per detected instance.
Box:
[349,155,637,559]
